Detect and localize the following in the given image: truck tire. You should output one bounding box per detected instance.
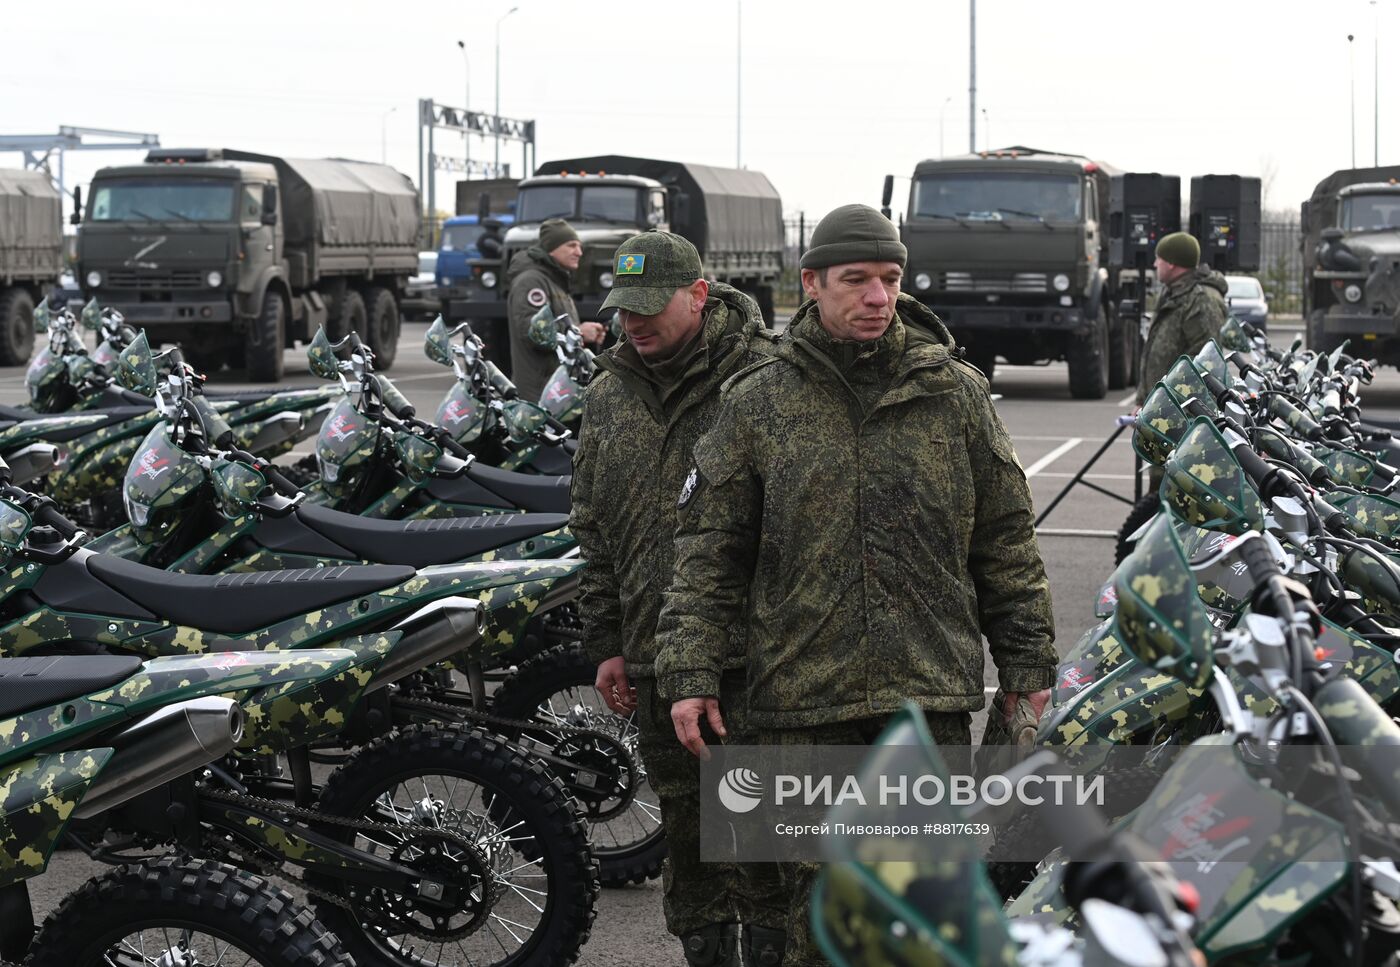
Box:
[1066,308,1109,400]
[332,289,367,345]
[1106,309,1134,391]
[244,289,286,382]
[1307,308,1339,354]
[0,287,35,366]
[363,285,400,370]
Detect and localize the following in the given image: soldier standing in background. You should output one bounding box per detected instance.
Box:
[571,231,788,966]
[654,204,1059,966]
[1136,231,1229,403]
[506,217,605,399]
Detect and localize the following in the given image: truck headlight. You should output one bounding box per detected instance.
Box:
[481,271,498,289]
[1345,283,1364,303]
[86,270,102,288]
[913,272,932,291]
[1053,273,1071,292]
[599,272,615,289]
[206,270,223,288]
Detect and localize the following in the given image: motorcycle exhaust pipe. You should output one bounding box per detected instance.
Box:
[366,596,483,692]
[6,444,63,486]
[74,697,244,819]
[534,569,581,614]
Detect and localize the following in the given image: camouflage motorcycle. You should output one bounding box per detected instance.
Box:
[1009,512,1400,965]
[0,645,369,966]
[299,326,572,520]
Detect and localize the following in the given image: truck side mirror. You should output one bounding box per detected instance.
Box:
[71,187,83,226]
[261,184,278,226]
[1321,227,1345,242]
[881,174,894,220]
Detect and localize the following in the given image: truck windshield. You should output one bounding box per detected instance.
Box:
[89,178,236,223]
[441,224,484,251]
[1341,193,1400,230]
[517,185,642,224]
[912,172,1081,221]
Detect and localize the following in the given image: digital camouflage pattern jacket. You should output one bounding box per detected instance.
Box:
[1136,266,1230,404]
[571,282,775,680]
[653,294,1058,728]
[507,246,579,401]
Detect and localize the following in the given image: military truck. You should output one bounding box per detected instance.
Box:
[450,155,784,327]
[883,146,1138,399]
[75,148,420,380]
[1302,165,1400,365]
[0,168,64,365]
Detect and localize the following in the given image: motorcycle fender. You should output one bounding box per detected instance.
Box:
[0,750,112,887]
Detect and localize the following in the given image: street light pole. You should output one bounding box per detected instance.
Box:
[981,107,989,152]
[939,96,952,158]
[381,105,396,164]
[1350,33,1357,168]
[968,0,977,153]
[457,40,471,171]
[1373,0,1380,166]
[495,6,519,175]
[736,0,742,168]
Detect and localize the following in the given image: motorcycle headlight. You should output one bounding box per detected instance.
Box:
[599,272,615,289]
[86,270,102,288]
[481,271,498,289]
[1345,283,1364,303]
[913,272,932,291]
[206,270,223,288]
[1053,273,1071,292]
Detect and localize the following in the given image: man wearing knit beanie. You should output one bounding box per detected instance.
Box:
[505,217,606,400]
[655,203,1056,966]
[1135,230,1230,404]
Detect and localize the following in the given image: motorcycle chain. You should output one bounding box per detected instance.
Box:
[200,785,502,941]
[393,694,643,816]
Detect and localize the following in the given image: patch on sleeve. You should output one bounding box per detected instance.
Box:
[677,465,699,508]
[526,287,548,308]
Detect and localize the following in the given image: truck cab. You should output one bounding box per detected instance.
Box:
[894,148,1127,399]
[435,213,514,321]
[1306,181,1400,361]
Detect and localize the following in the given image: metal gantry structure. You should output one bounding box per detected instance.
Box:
[0,126,161,201]
[417,99,534,225]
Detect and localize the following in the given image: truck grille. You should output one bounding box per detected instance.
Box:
[104,269,206,291]
[941,271,1047,294]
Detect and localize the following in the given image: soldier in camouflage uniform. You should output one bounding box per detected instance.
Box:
[506,218,605,400]
[571,231,787,967]
[654,204,1059,966]
[1136,231,1230,405]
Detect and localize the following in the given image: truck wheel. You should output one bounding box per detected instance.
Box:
[0,287,35,366]
[364,286,400,370]
[1066,309,1109,400]
[333,290,367,345]
[244,290,286,382]
[1106,309,1134,391]
[1307,308,1338,354]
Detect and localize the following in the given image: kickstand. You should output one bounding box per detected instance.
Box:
[1033,420,1137,535]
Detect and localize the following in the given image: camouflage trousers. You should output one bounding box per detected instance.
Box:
[635,671,788,937]
[754,710,974,967]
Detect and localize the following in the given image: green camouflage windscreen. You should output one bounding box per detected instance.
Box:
[1161,418,1266,534]
[1217,316,1252,353]
[1134,384,1192,467]
[1319,447,1380,488]
[1192,340,1230,387]
[1161,356,1221,417]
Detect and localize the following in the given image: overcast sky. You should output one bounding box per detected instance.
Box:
[2,0,1391,222]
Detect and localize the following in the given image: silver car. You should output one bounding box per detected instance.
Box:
[402,251,439,320]
[1224,274,1268,330]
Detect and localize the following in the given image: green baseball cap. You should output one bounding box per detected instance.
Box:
[600,231,703,315]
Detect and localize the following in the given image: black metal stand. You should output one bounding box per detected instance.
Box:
[1033,423,1136,529]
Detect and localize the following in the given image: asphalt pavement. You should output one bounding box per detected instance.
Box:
[5,316,1400,965]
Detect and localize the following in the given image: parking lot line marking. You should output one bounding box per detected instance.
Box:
[1116,391,1138,407]
[1032,472,1135,481]
[1023,438,1082,477]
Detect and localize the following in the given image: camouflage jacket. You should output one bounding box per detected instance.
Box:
[1136,267,1229,403]
[653,294,1058,728]
[571,283,775,680]
[507,246,579,402]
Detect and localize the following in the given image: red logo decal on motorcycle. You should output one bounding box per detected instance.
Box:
[136,447,171,481]
[1160,792,1254,870]
[544,381,570,404]
[442,399,475,426]
[326,413,357,442]
[1058,666,1094,693]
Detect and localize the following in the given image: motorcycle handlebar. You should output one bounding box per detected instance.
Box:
[223,448,302,498]
[1265,396,1325,442]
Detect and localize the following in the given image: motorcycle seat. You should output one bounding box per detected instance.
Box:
[527,444,575,477]
[85,552,414,636]
[0,654,144,720]
[257,504,570,567]
[427,463,571,515]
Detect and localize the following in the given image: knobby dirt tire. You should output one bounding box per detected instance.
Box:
[491,642,668,888]
[1067,305,1109,400]
[28,856,351,967]
[1115,492,1161,565]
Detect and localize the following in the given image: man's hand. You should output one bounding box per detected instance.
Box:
[1003,688,1052,722]
[594,656,636,715]
[671,697,727,760]
[579,321,607,346]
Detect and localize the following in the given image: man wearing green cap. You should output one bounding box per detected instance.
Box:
[506,217,606,400]
[570,230,786,966]
[653,203,1058,966]
[1136,231,1229,404]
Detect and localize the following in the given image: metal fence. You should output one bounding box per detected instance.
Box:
[1259,219,1303,314]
